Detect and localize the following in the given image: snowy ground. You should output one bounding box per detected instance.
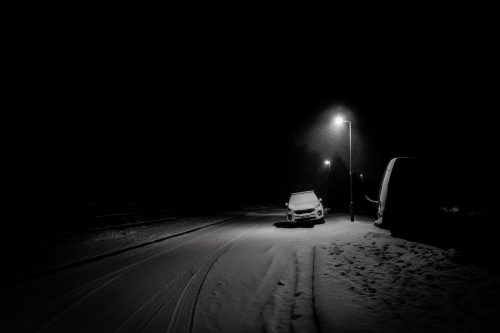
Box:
[314,221,500,332]
[2,212,499,332]
[193,214,500,333]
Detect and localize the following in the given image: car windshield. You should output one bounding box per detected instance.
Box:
[289,192,318,206]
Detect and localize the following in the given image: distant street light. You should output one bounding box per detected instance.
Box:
[334,115,354,222]
[324,160,331,172]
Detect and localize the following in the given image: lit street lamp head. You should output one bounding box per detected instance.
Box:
[334,115,345,126]
[324,160,331,165]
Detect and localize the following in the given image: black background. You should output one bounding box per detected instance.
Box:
[6,12,499,232]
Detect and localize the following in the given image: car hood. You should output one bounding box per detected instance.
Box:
[289,202,319,210]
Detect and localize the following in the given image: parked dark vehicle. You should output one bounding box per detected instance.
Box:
[373,157,418,233]
[367,156,500,273]
[370,157,452,235]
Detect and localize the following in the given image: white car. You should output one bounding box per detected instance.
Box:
[285,190,324,223]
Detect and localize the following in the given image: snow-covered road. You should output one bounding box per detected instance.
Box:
[1,213,499,332]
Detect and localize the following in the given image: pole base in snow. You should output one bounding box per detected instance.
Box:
[350,202,354,222]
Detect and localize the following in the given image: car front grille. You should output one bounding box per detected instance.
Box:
[294,208,314,215]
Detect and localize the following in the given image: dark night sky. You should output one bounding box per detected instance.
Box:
[9,16,499,219]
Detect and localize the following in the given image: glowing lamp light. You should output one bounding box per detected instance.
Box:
[324,160,331,165]
[334,115,345,126]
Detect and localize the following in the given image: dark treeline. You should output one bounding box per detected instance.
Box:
[63,142,379,221]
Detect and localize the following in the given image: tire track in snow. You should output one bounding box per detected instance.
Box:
[262,247,318,333]
[2,273,127,333]
[291,247,318,333]
[262,255,297,333]
[2,218,254,332]
[1,274,117,332]
[113,270,193,333]
[167,223,261,333]
[36,274,124,333]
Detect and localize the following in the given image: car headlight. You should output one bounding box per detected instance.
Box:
[315,203,321,208]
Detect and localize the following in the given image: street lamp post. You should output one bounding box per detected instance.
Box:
[324,160,331,173]
[323,160,331,208]
[334,116,354,222]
